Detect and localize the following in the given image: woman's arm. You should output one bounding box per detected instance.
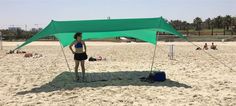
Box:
[82,41,87,52]
[69,41,76,54]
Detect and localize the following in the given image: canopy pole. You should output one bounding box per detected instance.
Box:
[0,31,2,50]
[150,32,159,73]
[150,43,157,72]
[60,43,72,72]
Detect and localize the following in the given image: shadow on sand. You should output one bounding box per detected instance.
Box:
[17,71,191,95]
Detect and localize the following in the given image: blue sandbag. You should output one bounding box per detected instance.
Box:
[153,71,166,82]
[140,71,166,83]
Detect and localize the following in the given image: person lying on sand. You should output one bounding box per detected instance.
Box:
[16,50,26,54]
[33,53,43,58]
[6,50,14,54]
[88,56,106,61]
[24,53,43,58]
[24,53,33,58]
[210,42,218,50]
[7,50,26,54]
[196,47,202,50]
[203,43,208,50]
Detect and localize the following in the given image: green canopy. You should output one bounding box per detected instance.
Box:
[15,17,185,50]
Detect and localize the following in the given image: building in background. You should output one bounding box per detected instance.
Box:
[8,27,21,32]
[31,28,42,32]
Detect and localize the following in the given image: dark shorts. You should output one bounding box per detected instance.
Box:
[74,52,88,61]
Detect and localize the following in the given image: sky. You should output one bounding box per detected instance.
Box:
[0,0,236,29]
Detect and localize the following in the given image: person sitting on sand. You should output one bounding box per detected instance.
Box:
[69,32,87,81]
[210,42,217,50]
[203,43,208,50]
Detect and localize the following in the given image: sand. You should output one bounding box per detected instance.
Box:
[0,41,236,106]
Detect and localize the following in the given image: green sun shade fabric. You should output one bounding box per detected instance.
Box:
[54,29,158,47]
[14,17,185,50]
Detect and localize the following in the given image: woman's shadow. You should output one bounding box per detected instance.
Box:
[17,71,191,95]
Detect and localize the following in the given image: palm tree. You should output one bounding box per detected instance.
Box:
[214,16,223,28]
[205,18,211,29]
[170,20,183,30]
[210,20,214,35]
[222,15,232,35]
[186,23,191,35]
[182,21,189,35]
[193,17,203,36]
[224,15,232,30]
[232,17,236,35]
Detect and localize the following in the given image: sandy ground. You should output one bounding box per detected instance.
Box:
[0,41,236,106]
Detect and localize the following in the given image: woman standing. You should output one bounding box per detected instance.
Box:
[69,32,87,81]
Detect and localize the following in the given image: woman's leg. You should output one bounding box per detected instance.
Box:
[80,60,85,81]
[75,60,80,80]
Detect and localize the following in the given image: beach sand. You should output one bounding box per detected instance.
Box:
[0,41,236,106]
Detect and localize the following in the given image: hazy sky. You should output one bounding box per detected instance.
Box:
[0,0,236,29]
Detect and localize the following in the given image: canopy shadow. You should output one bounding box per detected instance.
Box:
[17,71,191,95]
